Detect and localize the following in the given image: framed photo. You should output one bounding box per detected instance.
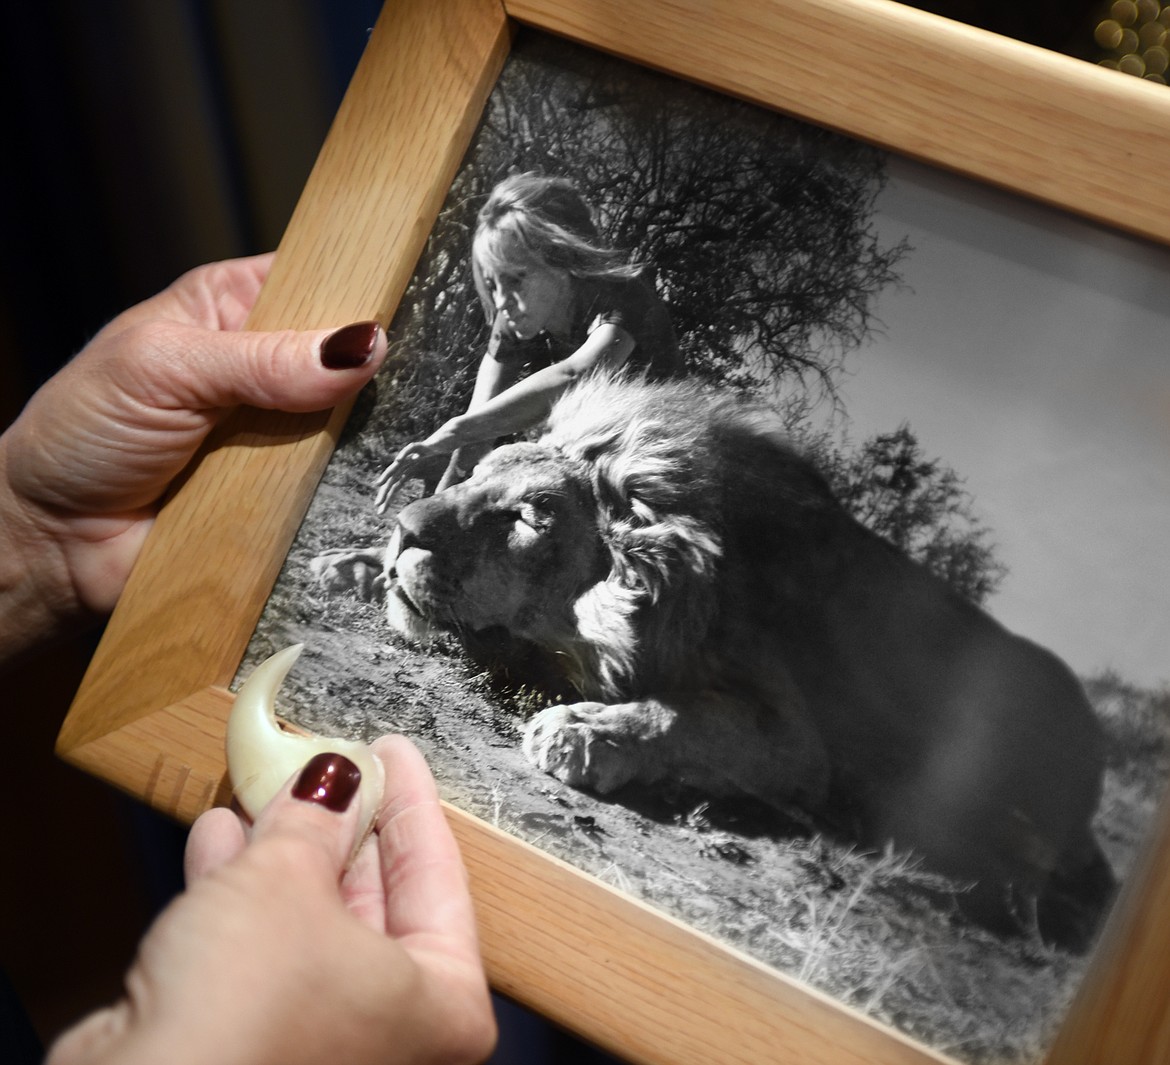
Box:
[58,2,1170,1063]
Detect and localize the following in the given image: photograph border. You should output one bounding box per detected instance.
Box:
[56,2,1170,1063]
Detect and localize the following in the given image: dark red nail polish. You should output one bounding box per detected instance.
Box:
[320,321,380,370]
[292,752,362,812]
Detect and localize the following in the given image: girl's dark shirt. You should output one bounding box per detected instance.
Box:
[486,272,681,380]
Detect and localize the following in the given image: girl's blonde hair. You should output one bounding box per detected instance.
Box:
[472,172,641,322]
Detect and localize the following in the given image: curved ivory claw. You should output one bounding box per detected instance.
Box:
[226,645,385,853]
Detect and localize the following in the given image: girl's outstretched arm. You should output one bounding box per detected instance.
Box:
[434,346,527,492]
[374,324,633,511]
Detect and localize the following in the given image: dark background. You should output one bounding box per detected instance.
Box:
[0,1,1109,1061]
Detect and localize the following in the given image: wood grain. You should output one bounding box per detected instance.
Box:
[64,687,236,824]
[57,0,511,756]
[452,805,953,1065]
[1044,794,1170,1065]
[508,0,1170,247]
[55,2,1170,1063]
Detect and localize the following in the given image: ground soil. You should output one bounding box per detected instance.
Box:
[241,477,1165,1065]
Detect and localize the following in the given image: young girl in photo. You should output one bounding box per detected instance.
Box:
[374,172,680,509]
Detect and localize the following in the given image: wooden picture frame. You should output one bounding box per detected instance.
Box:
[57,2,1170,1063]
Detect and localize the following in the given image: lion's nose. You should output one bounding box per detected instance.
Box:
[395,504,426,554]
[395,493,449,553]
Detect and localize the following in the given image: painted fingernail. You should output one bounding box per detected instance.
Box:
[320,321,380,370]
[292,752,362,812]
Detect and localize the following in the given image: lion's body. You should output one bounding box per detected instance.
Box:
[322,375,1113,950]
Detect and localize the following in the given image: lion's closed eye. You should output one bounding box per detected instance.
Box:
[512,494,565,531]
[515,504,553,533]
[483,505,545,540]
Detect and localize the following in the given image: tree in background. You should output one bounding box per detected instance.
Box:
[372,32,907,442]
[815,425,1008,605]
[360,32,1004,605]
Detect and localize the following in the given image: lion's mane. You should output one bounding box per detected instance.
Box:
[541,374,832,701]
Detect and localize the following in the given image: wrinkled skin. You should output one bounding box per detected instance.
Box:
[317,377,1115,952]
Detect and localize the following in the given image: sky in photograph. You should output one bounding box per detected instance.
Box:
[836,155,1170,689]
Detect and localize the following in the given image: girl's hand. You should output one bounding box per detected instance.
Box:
[46,736,496,1065]
[373,424,461,513]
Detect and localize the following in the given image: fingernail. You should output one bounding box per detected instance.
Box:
[320,321,380,370]
[292,752,362,812]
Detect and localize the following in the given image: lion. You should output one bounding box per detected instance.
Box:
[317,374,1115,951]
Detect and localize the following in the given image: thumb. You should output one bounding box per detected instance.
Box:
[131,319,388,415]
[248,752,367,878]
[184,806,248,884]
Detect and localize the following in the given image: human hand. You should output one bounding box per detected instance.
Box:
[46,736,496,1065]
[434,442,496,495]
[0,255,387,657]
[373,426,460,514]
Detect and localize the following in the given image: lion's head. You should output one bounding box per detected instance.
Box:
[385,442,603,641]
[383,374,808,698]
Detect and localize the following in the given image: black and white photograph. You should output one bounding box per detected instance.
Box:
[240,29,1170,1063]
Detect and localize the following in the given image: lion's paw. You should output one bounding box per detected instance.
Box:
[523,703,639,795]
[309,549,386,601]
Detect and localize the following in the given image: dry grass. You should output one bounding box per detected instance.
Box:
[241,432,1170,1065]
